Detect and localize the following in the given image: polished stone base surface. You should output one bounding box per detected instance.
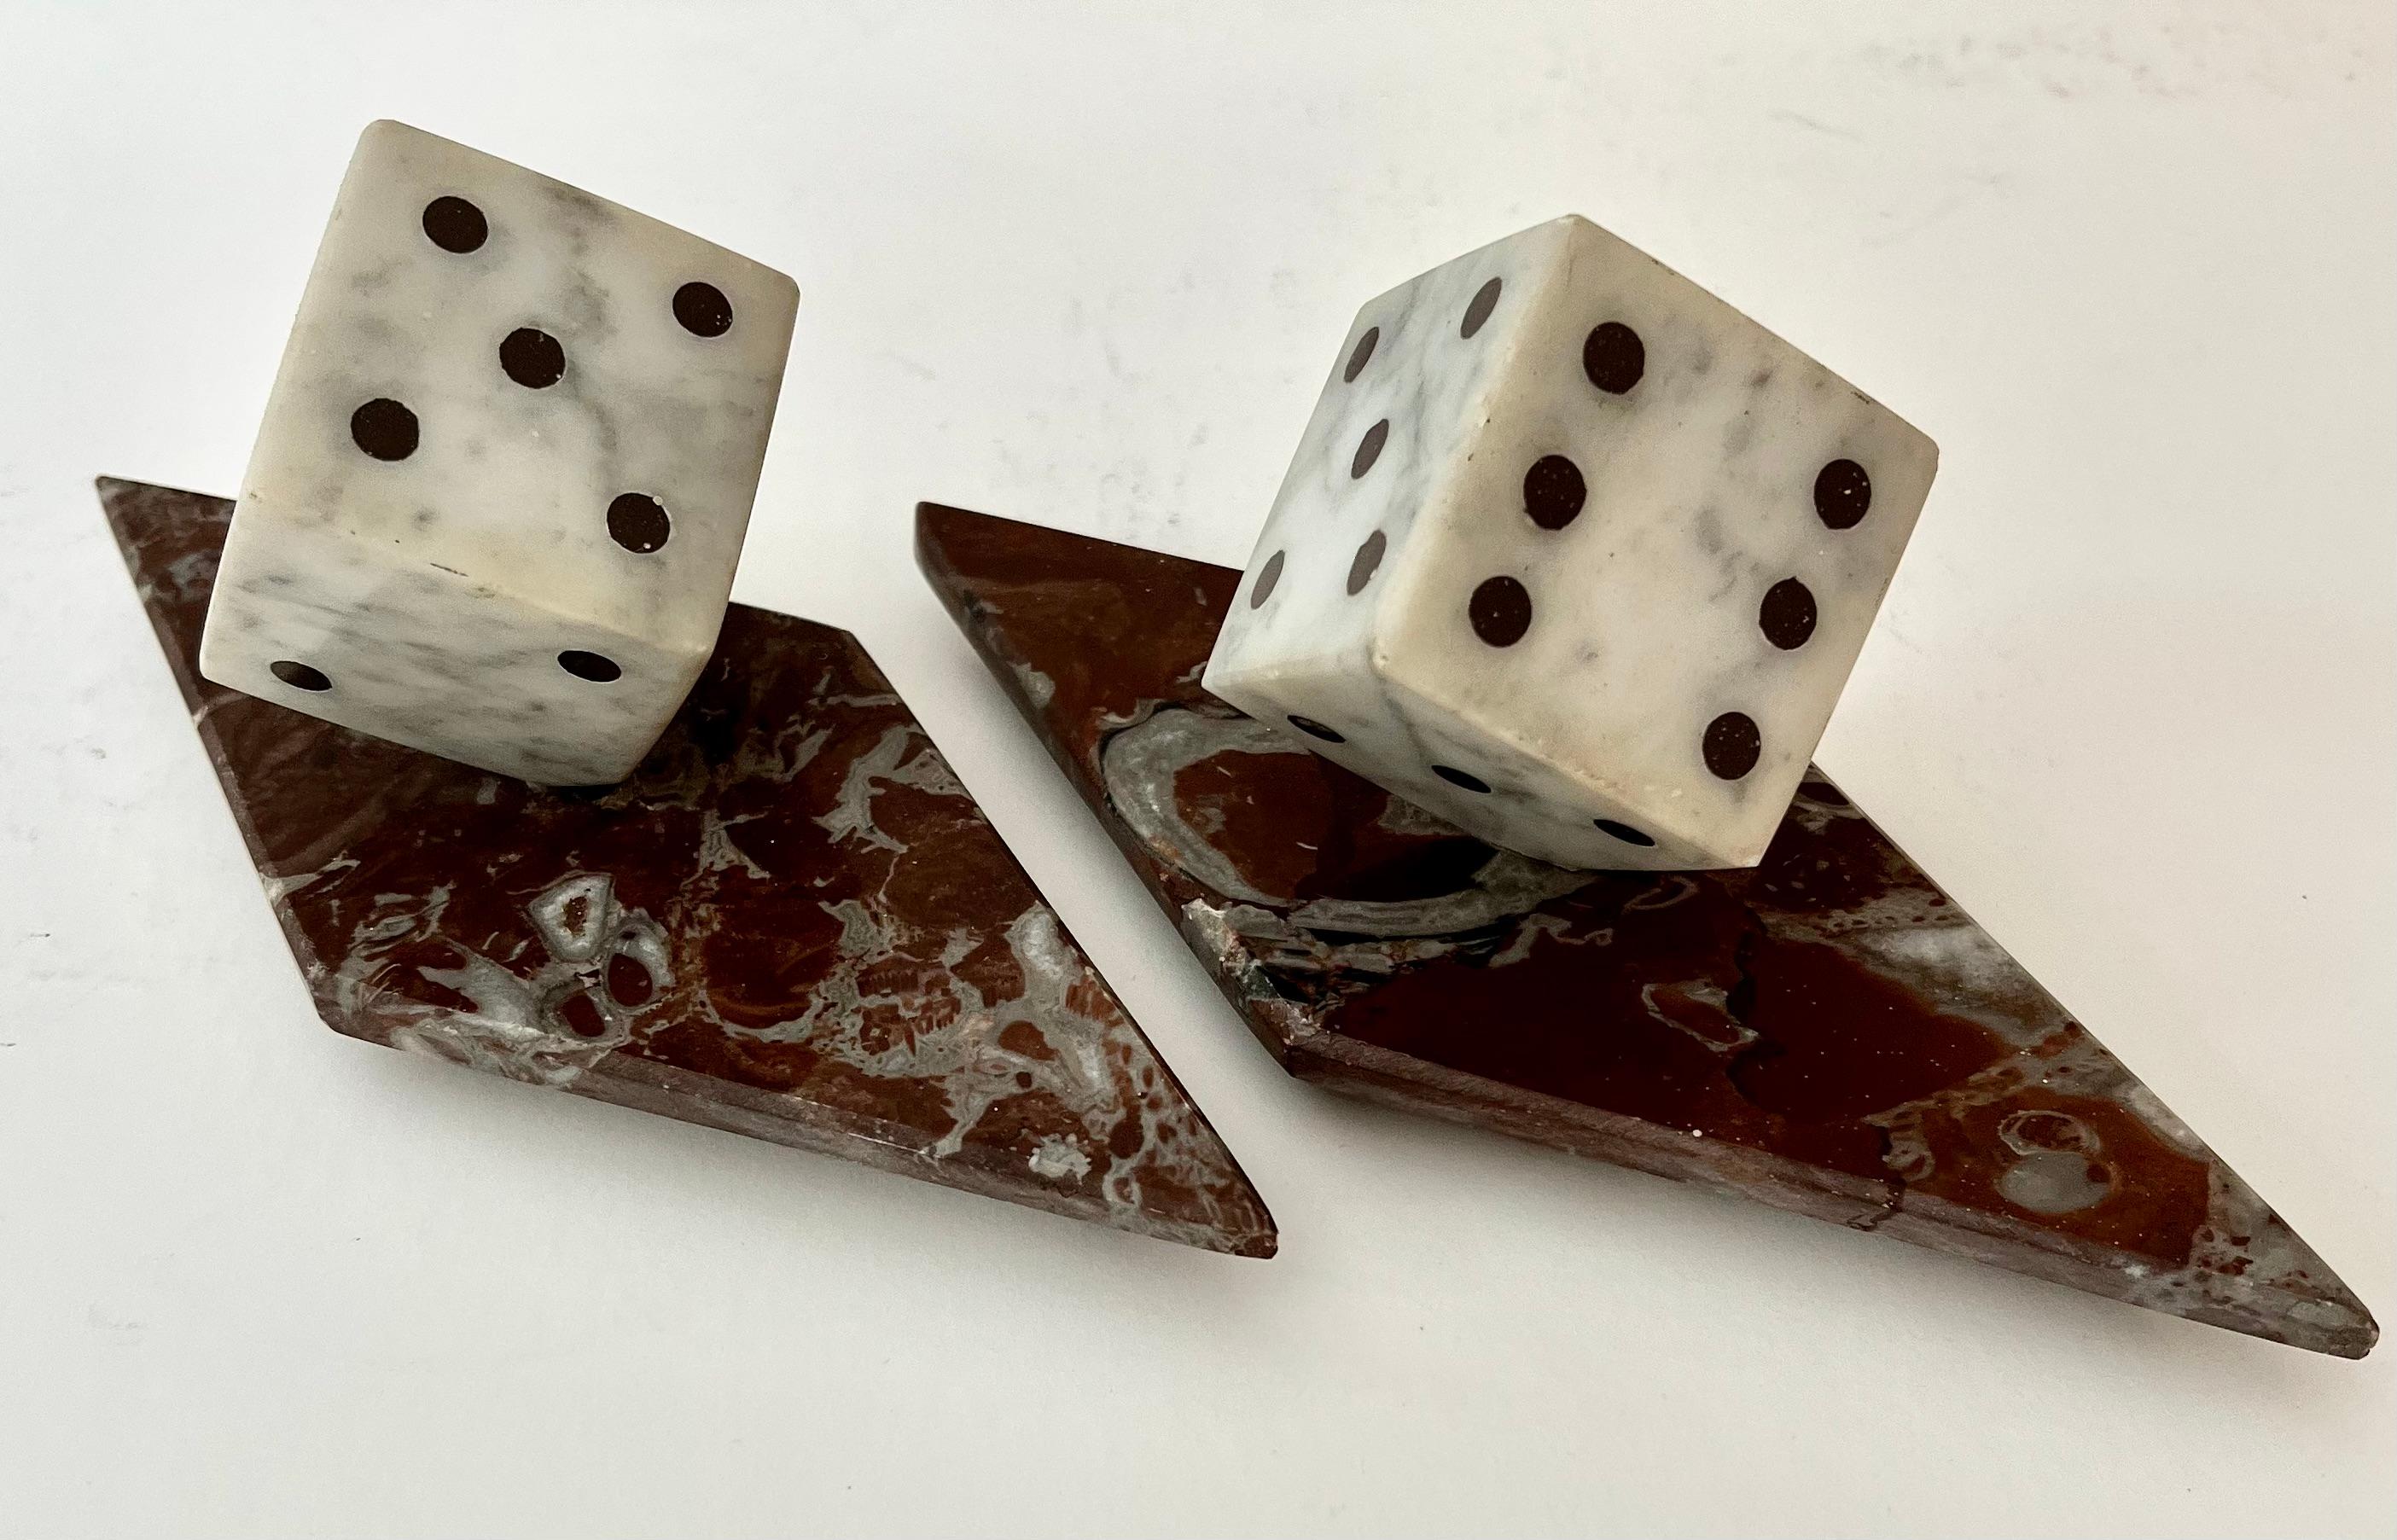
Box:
[102,478,1275,1258]
[917,500,2371,1354]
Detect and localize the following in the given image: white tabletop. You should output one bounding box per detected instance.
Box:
[2,4,2389,1536]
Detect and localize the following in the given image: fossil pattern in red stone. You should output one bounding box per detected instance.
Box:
[916,501,2372,1354]
[101,479,1274,1258]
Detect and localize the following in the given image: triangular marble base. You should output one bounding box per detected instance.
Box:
[917,500,2370,1354]
[101,479,1275,1258]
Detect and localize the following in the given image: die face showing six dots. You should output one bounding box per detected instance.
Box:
[1204,212,1939,871]
[199,119,800,785]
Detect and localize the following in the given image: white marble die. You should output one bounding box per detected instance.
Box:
[1202,216,1937,870]
[199,120,799,784]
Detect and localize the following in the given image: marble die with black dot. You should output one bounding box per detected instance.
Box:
[1202,214,1937,870]
[198,120,799,784]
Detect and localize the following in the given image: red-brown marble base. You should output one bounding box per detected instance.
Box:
[916,501,2373,1355]
[102,479,1274,1258]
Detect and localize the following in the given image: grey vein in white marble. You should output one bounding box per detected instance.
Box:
[200,120,800,784]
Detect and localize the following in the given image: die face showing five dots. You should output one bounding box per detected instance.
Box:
[310,194,746,699]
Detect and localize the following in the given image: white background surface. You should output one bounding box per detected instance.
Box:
[2,4,2390,1536]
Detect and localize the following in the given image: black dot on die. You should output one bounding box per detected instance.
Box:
[673,281,734,337]
[1583,321,1645,394]
[1461,277,1503,338]
[1469,576,1533,648]
[1434,764,1492,793]
[1522,455,1586,530]
[1289,715,1345,743]
[1347,531,1387,596]
[421,195,487,253]
[1351,419,1390,479]
[1250,549,1285,608]
[1759,578,1818,650]
[1703,711,1762,781]
[1594,818,1655,847]
[1814,458,1872,529]
[499,327,566,389]
[558,649,622,683]
[1344,327,1379,383]
[270,660,331,692]
[349,398,419,461]
[608,492,672,554]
